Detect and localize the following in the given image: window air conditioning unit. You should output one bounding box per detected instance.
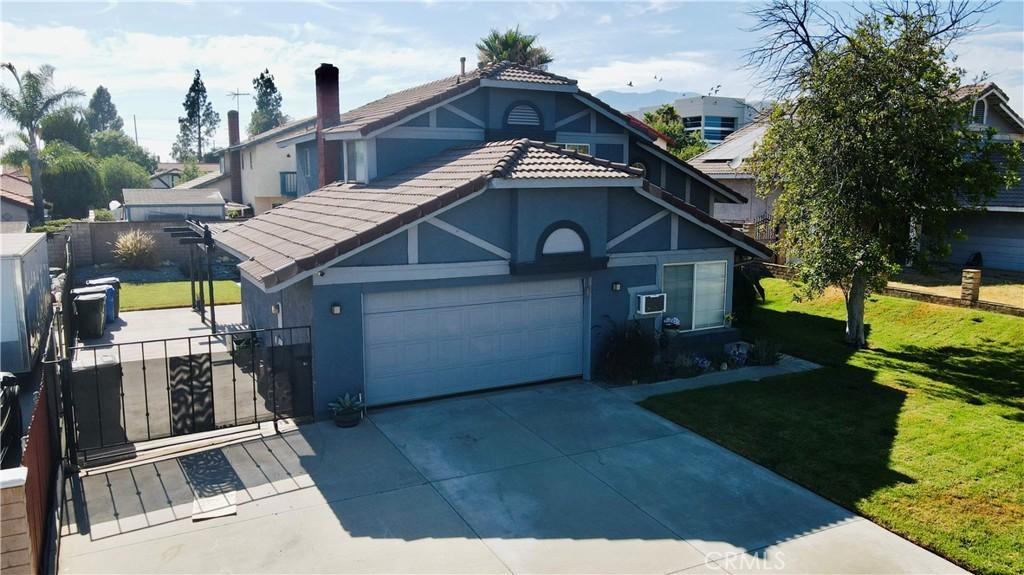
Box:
[638,293,667,315]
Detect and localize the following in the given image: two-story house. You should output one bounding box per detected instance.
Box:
[221,111,316,214]
[213,61,770,415]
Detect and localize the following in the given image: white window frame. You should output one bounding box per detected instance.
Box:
[555,142,591,155]
[973,99,987,124]
[662,259,728,332]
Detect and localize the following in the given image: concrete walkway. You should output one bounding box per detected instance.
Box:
[59,380,964,574]
[610,354,821,402]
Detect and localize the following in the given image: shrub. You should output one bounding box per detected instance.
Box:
[40,142,105,218]
[750,337,782,365]
[93,208,115,222]
[29,218,78,233]
[112,229,157,269]
[600,320,659,383]
[98,155,149,202]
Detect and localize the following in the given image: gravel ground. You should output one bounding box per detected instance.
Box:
[74,260,240,285]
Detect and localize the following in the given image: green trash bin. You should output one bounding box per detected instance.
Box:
[75,292,107,340]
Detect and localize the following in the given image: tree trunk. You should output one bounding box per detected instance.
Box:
[844,272,867,348]
[27,135,44,224]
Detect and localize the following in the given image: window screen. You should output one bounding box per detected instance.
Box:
[663,264,694,330]
[973,100,986,124]
[693,261,727,329]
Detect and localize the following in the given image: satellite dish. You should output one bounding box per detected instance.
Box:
[108,200,122,210]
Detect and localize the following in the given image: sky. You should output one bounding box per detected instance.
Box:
[2,0,1022,160]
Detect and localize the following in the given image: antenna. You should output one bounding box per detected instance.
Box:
[227,88,251,116]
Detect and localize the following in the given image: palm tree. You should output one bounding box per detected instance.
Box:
[0,64,84,223]
[476,26,554,69]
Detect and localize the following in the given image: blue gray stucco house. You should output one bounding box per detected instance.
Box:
[214,62,771,414]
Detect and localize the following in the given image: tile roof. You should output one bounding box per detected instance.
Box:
[1,172,33,197]
[286,62,577,140]
[228,116,316,150]
[215,139,641,288]
[123,188,225,206]
[1,188,33,209]
[174,170,229,189]
[151,163,219,178]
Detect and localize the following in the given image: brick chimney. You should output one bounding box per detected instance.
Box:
[315,63,341,187]
[227,110,242,203]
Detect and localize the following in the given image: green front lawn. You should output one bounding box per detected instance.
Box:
[119,280,241,312]
[643,279,1023,575]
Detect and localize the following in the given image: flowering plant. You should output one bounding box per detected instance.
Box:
[662,316,682,330]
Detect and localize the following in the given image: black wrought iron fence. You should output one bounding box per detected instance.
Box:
[64,326,313,464]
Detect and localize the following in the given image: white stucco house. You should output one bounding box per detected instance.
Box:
[222,111,315,214]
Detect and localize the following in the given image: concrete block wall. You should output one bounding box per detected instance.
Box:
[50,220,202,268]
[1,468,33,574]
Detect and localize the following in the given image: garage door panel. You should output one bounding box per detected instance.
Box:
[364,279,584,406]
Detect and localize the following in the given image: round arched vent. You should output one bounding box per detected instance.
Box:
[506,104,541,127]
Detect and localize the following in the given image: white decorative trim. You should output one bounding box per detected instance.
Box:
[607,209,669,249]
[480,79,577,92]
[489,177,641,189]
[323,86,483,141]
[670,214,679,250]
[315,261,509,285]
[407,225,419,264]
[554,108,591,129]
[608,247,736,268]
[425,217,512,260]
[998,102,1024,130]
[256,186,490,293]
[372,126,485,141]
[442,104,485,128]
[428,109,437,128]
[636,141,747,205]
[986,206,1024,212]
[634,187,772,259]
[275,130,316,148]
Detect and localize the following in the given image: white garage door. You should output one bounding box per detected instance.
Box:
[363,278,583,405]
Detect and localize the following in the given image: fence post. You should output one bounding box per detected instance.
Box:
[961,268,981,303]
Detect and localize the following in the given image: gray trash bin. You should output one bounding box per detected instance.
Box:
[75,292,107,340]
[85,277,121,320]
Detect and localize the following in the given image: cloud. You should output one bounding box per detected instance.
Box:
[951,29,1024,109]
[567,51,761,99]
[596,14,612,25]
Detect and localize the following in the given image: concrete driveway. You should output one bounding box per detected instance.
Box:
[59,380,965,574]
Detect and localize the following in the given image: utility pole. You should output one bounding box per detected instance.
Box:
[133,114,139,144]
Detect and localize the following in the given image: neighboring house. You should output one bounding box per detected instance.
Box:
[947,83,1024,271]
[221,112,316,215]
[121,188,225,221]
[637,95,759,145]
[1,170,33,198]
[214,62,769,414]
[1,179,33,233]
[173,168,233,199]
[149,162,218,189]
[690,121,774,226]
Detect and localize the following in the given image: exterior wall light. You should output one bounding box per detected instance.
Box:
[271,303,281,315]
[331,304,342,315]
[611,281,622,292]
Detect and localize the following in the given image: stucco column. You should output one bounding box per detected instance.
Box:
[1,468,34,574]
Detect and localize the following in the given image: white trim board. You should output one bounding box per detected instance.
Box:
[443,104,486,128]
[425,217,512,260]
[607,210,669,249]
[554,108,592,129]
[636,141,746,205]
[314,261,509,285]
[375,126,485,141]
[407,224,419,264]
[324,86,484,141]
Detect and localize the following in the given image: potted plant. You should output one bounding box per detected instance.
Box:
[328,393,364,428]
[662,316,682,337]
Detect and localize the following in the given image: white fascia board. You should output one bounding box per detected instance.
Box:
[636,141,747,204]
[985,206,1024,212]
[634,186,771,259]
[276,131,316,148]
[375,126,485,140]
[315,260,509,285]
[997,102,1024,131]
[480,79,578,92]
[489,177,642,189]
[608,247,736,267]
[261,185,490,294]
[699,173,754,180]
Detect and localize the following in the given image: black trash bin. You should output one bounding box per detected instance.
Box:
[85,277,121,320]
[75,292,107,340]
[71,286,116,324]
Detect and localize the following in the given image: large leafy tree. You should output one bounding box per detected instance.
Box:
[0,63,84,222]
[86,85,124,132]
[172,69,220,161]
[91,129,158,173]
[98,155,149,202]
[248,69,288,136]
[747,1,1020,347]
[641,104,709,160]
[40,107,92,152]
[40,141,105,217]
[476,26,553,69]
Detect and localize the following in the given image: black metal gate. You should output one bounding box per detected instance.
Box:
[63,326,312,466]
